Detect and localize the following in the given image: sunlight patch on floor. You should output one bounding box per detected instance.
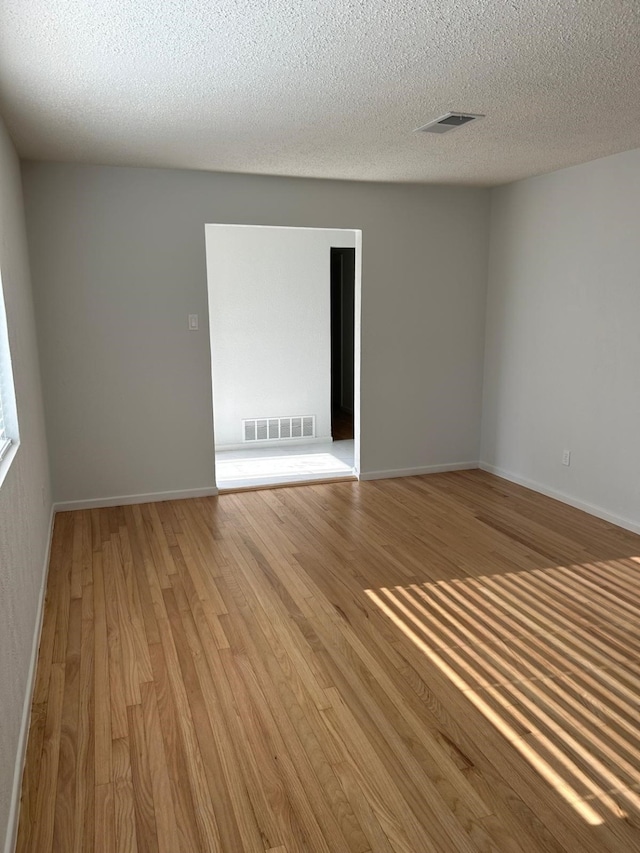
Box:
[366,557,640,826]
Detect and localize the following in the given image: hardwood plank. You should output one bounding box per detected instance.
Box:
[170,584,265,853]
[29,662,65,853]
[129,504,168,627]
[93,551,112,786]
[140,503,174,588]
[124,508,161,647]
[103,540,130,737]
[127,703,159,853]
[162,586,243,851]
[53,597,82,851]
[51,514,74,666]
[112,537,144,706]
[95,783,115,853]
[73,584,95,853]
[217,643,309,851]
[119,526,155,681]
[112,737,139,853]
[15,703,47,853]
[139,681,181,853]
[218,565,373,852]
[70,512,85,600]
[147,642,204,853]
[151,606,224,851]
[16,472,640,853]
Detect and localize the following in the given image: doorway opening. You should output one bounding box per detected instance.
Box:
[205,224,361,491]
[331,247,355,442]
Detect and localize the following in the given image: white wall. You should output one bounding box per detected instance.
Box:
[206,225,355,447]
[23,162,489,503]
[481,148,640,533]
[0,117,52,851]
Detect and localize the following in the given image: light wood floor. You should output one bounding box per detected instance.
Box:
[15,470,640,852]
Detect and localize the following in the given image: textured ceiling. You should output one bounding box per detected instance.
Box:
[1,1,640,185]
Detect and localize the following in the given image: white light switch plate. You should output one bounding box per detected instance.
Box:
[188,314,199,331]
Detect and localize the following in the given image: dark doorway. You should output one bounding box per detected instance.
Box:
[330,247,355,441]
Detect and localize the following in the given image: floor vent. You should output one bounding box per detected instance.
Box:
[243,415,316,442]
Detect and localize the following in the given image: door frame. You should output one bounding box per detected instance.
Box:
[204,223,362,485]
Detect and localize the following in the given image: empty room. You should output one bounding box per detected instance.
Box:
[1,2,640,852]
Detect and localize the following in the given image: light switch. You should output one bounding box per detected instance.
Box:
[188,314,199,331]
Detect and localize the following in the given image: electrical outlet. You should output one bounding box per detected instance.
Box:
[562,449,571,467]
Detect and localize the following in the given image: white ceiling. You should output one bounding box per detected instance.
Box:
[1,1,640,186]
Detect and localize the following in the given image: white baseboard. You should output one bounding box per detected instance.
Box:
[4,505,56,853]
[215,436,333,452]
[479,462,640,536]
[359,461,478,481]
[54,485,219,513]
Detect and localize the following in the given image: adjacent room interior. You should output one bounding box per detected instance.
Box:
[205,224,360,490]
[1,3,640,853]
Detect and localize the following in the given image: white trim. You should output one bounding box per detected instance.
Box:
[0,440,19,490]
[4,505,55,853]
[0,437,11,463]
[219,473,357,493]
[359,461,478,481]
[352,230,362,479]
[216,436,332,452]
[479,462,640,536]
[205,223,363,489]
[54,485,219,513]
[217,469,356,490]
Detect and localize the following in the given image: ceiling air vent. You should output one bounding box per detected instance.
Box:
[415,112,484,134]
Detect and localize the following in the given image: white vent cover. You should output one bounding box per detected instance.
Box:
[243,415,316,442]
[415,112,484,134]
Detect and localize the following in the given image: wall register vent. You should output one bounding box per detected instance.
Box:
[243,415,316,442]
[415,112,484,134]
